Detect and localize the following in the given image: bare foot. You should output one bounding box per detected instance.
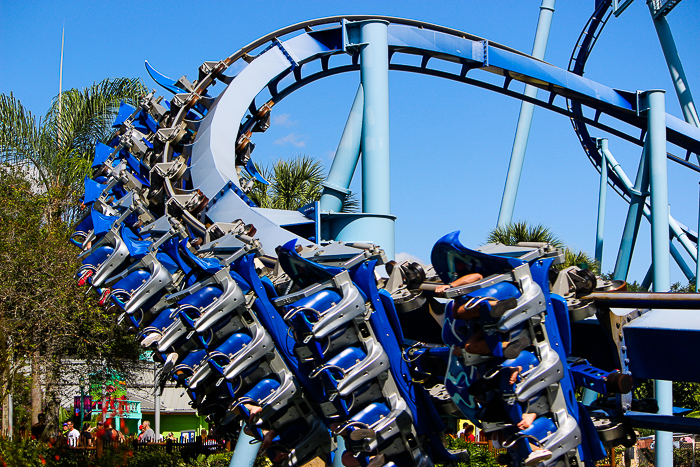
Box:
[517,413,537,430]
[508,366,522,385]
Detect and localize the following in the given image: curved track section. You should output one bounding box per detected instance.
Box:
[70,16,700,467]
[567,1,699,246]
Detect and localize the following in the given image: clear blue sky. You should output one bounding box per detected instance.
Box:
[2,1,699,285]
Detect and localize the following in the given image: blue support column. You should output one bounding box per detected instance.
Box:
[332,436,346,467]
[229,427,260,467]
[697,184,700,292]
[320,85,364,213]
[358,20,394,259]
[497,0,556,227]
[642,264,653,291]
[646,89,673,467]
[595,139,609,267]
[648,8,700,127]
[670,240,695,282]
[613,143,650,281]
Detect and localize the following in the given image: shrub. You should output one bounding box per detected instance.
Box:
[0,437,49,467]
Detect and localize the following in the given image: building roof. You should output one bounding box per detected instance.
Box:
[129,387,196,414]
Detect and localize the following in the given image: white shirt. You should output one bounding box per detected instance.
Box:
[67,428,80,446]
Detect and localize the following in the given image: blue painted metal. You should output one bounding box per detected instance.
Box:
[646,89,673,467]
[595,138,609,266]
[498,0,556,227]
[670,240,695,282]
[624,309,700,384]
[648,9,699,128]
[648,90,671,293]
[356,20,394,259]
[697,186,700,292]
[71,14,700,467]
[613,143,649,281]
[319,85,364,213]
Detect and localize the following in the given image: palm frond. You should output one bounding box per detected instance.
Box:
[558,247,600,274]
[486,221,564,248]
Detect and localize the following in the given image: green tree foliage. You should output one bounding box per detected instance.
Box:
[245,155,359,212]
[0,78,146,219]
[486,221,564,248]
[486,222,599,273]
[0,167,142,434]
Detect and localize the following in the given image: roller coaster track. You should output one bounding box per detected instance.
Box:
[144,15,700,247]
[72,14,700,467]
[566,0,700,246]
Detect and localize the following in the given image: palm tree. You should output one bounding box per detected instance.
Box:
[246,154,359,212]
[487,221,599,273]
[0,78,146,216]
[486,221,564,248]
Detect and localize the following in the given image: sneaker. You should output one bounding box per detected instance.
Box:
[503,334,532,359]
[350,428,376,441]
[524,449,552,466]
[490,297,518,318]
[366,453,386,467]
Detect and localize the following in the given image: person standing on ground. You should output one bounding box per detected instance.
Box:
[66,421,80,447]
[80,423,93,447]
[30,413,46,440]
[140,420,155,443]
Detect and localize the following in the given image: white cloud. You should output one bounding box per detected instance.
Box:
[272,113,296,127]
[274,132,306,147]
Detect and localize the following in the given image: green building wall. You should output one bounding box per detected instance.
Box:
[141,413,207,439]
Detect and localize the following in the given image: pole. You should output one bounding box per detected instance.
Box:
[332,435,346,467]
[595,139,609,267]
[154,364,161,440]
[497,0,556,227]
[228,423,260,467]
[613,143,650,280]
[7,394,12,440]
[58,24,64,143]
[79,379,84,430]
[646,89,673,467]
[697,184,700,292]
[358,20,394,258]
[320,85,364,213]
[647,4,699,128]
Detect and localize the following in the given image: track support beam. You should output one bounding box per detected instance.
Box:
[320,85,364,213]
[645,89,673,467]
[497,0,556,227]
[340,19,395,258]
[595,139,609,267]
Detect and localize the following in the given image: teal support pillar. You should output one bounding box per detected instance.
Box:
[320,85,364,213]
[595,139,609,266]
[642,264,653,290]
[648,5,699,127]
[497,0,556,227]
[670,240,695,282]
[613,143,650,281]
[697,185,700,292]
[229,426,260,467]
[332,436,346,467]
[358,20,394,259]
[646,89,673,467]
